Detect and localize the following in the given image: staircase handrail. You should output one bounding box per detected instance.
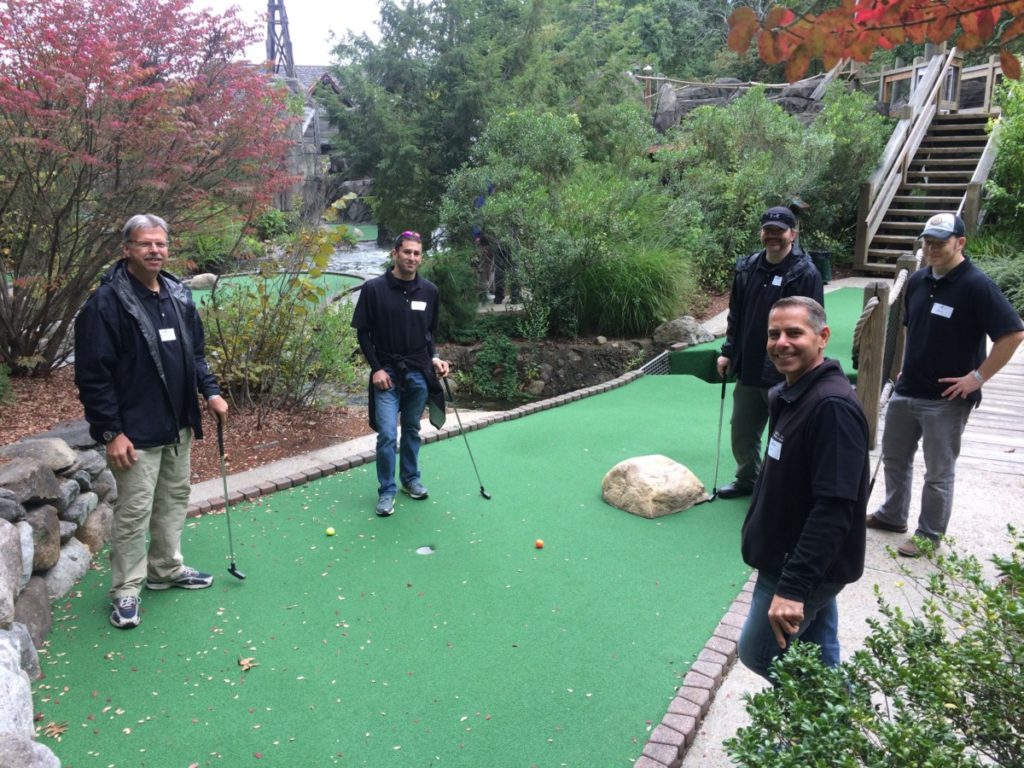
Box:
[961,116,1001,228]
[855,48,961,268]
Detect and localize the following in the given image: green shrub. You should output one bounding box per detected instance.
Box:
[726,530,1024,767]
[253,209,298,241]
[987,78,1024,236]
[200,228,361,424]
[969,231,1024,315]
[0,363,12,405]
[421,246,481,343]
[469,333,520,400]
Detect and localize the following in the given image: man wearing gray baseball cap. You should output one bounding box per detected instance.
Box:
[867,212,1024,556]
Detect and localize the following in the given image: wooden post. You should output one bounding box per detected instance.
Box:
[856,281,890,448]
[888,254,921,383]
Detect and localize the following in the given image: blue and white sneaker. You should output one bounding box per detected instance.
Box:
[401,479,429,500]
[375,493,395,517]
[110,595,141,629]
[146,565,214,591]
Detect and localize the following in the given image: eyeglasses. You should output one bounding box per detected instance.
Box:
[399,231,421,241]
[128,240,169,249]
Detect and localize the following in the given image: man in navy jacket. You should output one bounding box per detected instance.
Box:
[716,206,824,498]
[75,214,228,629]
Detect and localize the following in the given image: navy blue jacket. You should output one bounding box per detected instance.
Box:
[721,245,824,388]
[74,260,221,448]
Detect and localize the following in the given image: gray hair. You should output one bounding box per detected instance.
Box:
[771,296,827,333]
[121,214,169,242]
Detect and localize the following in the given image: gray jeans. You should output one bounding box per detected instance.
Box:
[874,393,973,540]
[730,382,770,488]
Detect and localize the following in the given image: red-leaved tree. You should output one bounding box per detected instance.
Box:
[0,0,299,375]
[728,0,1024,82]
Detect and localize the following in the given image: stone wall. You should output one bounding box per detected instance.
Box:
[0,419,114,767]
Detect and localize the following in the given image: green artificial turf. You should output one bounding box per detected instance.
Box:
[670,288,864,382]
[188,271,363,304]
[37,375,752,768]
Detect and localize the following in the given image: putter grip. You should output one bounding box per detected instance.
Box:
[217,419,225,458]
[442,377,453,400]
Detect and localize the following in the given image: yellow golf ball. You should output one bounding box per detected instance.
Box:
[325,527,335,536]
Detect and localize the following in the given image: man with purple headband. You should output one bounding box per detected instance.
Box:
[352,231,451,517]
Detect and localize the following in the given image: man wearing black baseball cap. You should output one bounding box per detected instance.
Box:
[716,206,824,498]
[867,212,1024,556]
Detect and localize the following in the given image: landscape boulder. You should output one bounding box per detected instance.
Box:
[602,455,707,518]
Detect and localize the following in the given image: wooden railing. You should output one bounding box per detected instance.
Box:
[875,54,1005,116]
[853,49,961,270]
[962,118,1001,233]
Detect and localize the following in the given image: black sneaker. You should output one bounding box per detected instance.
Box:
[110,595,141,629]
[146,565,214,591]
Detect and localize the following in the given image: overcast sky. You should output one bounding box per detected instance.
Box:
[195,0,382,65]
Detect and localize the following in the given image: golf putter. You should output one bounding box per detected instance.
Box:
[217,418,246,580]
[442,377,492,499]
[709,374,727,502]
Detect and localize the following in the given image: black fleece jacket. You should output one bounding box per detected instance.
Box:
[74,260,221,448]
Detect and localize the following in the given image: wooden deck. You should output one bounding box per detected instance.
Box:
[955,343,1024,476]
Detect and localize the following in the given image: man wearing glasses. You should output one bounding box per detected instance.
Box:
[352,231,451,517]
[75,214,228,629]
[867,212,1024,557]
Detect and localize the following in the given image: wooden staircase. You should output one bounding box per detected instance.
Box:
[864,113,989,270]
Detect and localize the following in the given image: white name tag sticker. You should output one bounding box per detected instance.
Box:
[771,275,783,287]
[767,436,782,460]
[931,302,954,318]
[410,300,427,311]
[159,328,177,342]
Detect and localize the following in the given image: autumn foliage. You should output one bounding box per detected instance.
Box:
[728,0,1024,82]
[0,0,298,374]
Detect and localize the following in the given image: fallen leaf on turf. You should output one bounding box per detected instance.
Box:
[42,721,67,741]
[239,657,259,671]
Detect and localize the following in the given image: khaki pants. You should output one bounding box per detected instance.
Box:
[109,428,192,598]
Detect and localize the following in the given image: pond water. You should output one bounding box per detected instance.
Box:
[328,241,390,275]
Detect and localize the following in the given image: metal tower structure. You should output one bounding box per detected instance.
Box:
[265,0,296,80]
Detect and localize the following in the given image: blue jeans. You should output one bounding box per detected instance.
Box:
[874,393,973,540]
[739,571,844,683]
[374,368,429,496]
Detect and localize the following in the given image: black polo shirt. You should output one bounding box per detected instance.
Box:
[897,257,1024,404]
[128,273,189,430]
[351,270,440,371]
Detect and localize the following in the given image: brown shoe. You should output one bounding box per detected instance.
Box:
[897,537,939,558]
[866,513,908,533]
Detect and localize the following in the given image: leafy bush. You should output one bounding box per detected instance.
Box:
[660,85,891,289]
[421,246,481,343]
[253,209,298,241]
[0,363,12,405]
[986,77,1024,236]
[726,530,1024,767]
[469,333,521,400]
[969,231,1024,315]
[200,229,362,425]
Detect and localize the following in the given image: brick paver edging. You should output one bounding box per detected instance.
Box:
[634,573,755,768]
[187,366,749,766]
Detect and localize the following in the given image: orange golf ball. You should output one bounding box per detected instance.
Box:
[535,539,544,549]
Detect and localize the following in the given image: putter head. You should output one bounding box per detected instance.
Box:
[228,564,247,580]
[480,488,492,500]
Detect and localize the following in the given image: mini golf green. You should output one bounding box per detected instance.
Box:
[188,271,364,304]
[34,289,865,766]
